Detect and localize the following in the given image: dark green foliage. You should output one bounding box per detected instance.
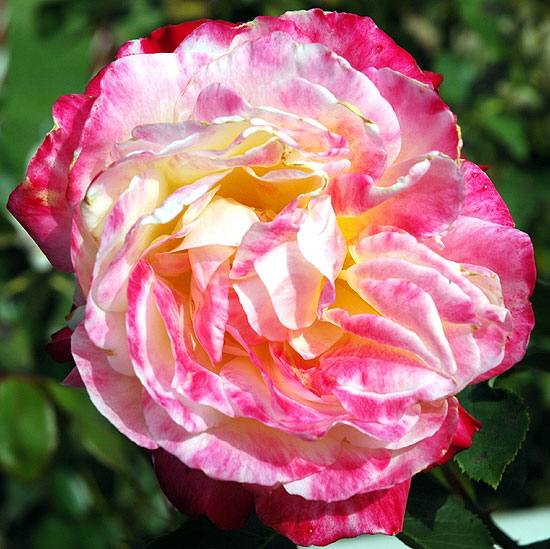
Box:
[456,384,530,488]
[399,475,494,549]
[146,515,297,549]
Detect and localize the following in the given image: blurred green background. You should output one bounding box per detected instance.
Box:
[0,0,549,547]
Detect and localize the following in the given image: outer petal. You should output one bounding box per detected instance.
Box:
[277,10,440,86]
[433,216,535,380]
[255,479,410,546]
[153,449,255,530]
[460,161,515,227]
[117,20,236,56]
[279,400,458,509]
[71,324,157,449]
[62,367,85,388]
[144,405,343,488]
[45,326,74,363]
[7,94,94,271]
[427,405,481,469]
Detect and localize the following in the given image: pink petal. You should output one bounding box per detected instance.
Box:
[68,50,213,206]
[219,356,277,426]
[255,480,411,546]
[232,275,288,341]
[173,20,250,56]
[145,407,341,487]
[225,288,268,348]
[344,277,457,376]
[231,207,307,335]
[221,346,349,440]
[71,324,157,449]
[277,10,441,87]
[432,216,535,379]
[281,399,458,506]
[251,77,390,178]
[297,196,346,306]
[427,404,481,469]
[83,297,134,376]
[61,367,85,388]
[117,20,233,56]
[367,67,459,163]
[460,161,515,227]
[362,153,465,237]
[90,167,166,312]
[190,253,231,364]
[153,448,254,529]
[71,209,98,297]
[347,258,478,324]
[232,200,344,332]
[192,82,251,122]
[324,308,442,373]
[281,403,441,504]
[7,94,94,272]
[316,336,452,424]
[128,261,234,419]
[255,239,323,330]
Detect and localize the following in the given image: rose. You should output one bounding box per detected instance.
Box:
[8,9,535,546]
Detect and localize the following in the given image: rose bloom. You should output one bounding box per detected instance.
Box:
[8,9,535,546]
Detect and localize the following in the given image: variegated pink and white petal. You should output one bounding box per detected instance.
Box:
[282,400,456,502]
[7,94,94,272]
[68,51,214,206]
[276,10,442,87]
[255,479,411,546]
[71,324,157,449]
[366,67,460,163]
[144,407,343,488]
[432,216,535,381]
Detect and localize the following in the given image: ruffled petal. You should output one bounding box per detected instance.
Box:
[255,479,410,546]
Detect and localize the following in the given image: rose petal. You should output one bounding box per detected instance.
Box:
[255,479,410,546]
[460,161,515,227]
[153,448,255,529]
[432,216,535,379]
[7,94,94,271]
[71,324,157,449]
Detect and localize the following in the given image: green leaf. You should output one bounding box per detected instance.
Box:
[456,384,530,488]
[398,474,494,549]
[49,469,94,520]
[32,515,115,549]
[434,53,478,105]
[145,515,296,549]
[0,377,58,482]
[47,382,133,471]
[479,108,529,161]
